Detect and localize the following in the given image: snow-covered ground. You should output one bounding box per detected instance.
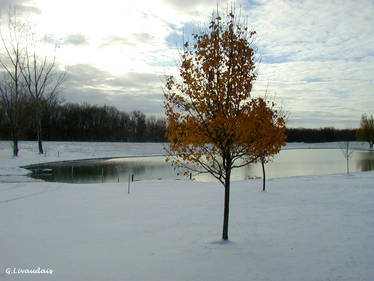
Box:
[1,141,374,281]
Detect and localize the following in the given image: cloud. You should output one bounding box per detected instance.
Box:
[107,72,161,89]
[252,57,374,128]
[66,64,111,87]
[100,35,131,47]
[247,0,374,62]
[62,33,89,46]
[0,0,41,18]
[66,64,163,90]
[41,33,89,47]
[63,88,164,115]
[237,0,374,128]
[161,0,231,14]
[64,63,164,114]
[100,33,155,48]
[132,33,155,44]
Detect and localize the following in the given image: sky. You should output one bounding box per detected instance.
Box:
[0,0,373,128]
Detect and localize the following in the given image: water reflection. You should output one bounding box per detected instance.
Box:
[28,149,374,183]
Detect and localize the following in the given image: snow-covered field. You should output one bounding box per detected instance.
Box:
[1,141,374,281]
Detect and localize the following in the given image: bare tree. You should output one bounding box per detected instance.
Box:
[1,7,65,155]
[0,8,29,156]
[340,141,354,174]
[0,76,29,155]
[21,47,65,154]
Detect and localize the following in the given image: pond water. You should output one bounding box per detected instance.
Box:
[27,149,374,183]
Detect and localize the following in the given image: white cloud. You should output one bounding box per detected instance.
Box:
[62,33,89,46]
[242,0,374,127]
[253,57,374,128]
[248,0,374,62]
[64,63,164,114]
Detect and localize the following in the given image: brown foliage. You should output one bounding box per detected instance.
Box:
[164,12,285,183]
[246,98,287,164]
[356,114,374,149]
[163,11,286,240]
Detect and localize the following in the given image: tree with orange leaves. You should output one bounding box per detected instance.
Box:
[164,11,285,240]
[246,98,287,192]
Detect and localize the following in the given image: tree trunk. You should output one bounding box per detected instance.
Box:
[347,157,349,174]
[12,137,18,157]
[261,160,266,192]
[37,120,44,154]
[11,125,19,157]
[222,169,231,241]
[38,138,43,155]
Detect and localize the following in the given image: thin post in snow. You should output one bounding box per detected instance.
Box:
[347,156,349,174]
[128,174,131,194]
[101,167,104,183]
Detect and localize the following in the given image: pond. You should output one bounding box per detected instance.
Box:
[26,149,374,183]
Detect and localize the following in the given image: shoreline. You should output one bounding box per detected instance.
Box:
[0,141,372,183]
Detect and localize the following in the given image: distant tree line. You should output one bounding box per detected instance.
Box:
[0,102,360,143]
[285,127,356,143]
[0,102,167,142]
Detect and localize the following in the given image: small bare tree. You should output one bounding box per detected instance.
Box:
[0,76,29,155]
[0,8,29,156]
[1,7,65,155]
[21,47,65,154]
[340,141,354,174]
